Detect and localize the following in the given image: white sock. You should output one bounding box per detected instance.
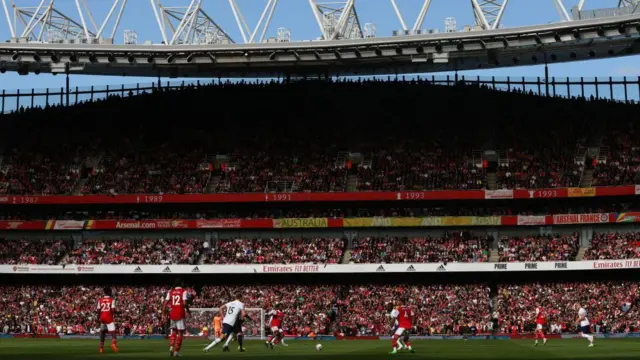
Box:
[224,335,234,347]
[204,337,223,350]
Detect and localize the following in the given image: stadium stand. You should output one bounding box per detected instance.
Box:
[0,80,638,195]
[497,233,580,262]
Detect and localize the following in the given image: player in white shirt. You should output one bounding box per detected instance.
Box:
[576,303,594,347]
[203,295,246,353]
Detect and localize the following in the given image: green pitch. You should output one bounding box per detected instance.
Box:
[0,339,639,360]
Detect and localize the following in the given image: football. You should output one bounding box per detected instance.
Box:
[315,344,323,351]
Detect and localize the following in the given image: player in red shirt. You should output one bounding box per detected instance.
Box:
[162,280,191,357]
[97,287,118,353]
[265,303,287,349]
[534,305,547,346]
[389,299,415,355]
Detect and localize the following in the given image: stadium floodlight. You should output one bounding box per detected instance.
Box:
[531,55,538,63]
[550,53,557,61]
[374,47,382,56]
[269,52,277,60]
[353,49,361,58]
[334,50,342,59]
[534,35,542,44]
[572,29,581,39]
[501,37,509,47]
[51,54,60,63]
[512,56,519,64]
[127,55,136,63]
[415,46,424,54]
[108,54,116,63]
[554,32,562,42]
[608,48,615,55]
[11,53,20,61]
[166,55,175,64]
[435,43,443,52]
[186,54,195,63]
[147,56,155,64]
[456,41,464,50]
[395,47,403,55]
[70,54,79,63]
[34,68,40,75]
[89,54,98,63]
[597,27,606,37]
[0,67,6,74]
[570,52,577,59]
[33,54,41,62]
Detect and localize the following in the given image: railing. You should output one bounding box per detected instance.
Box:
[0,76,638,114]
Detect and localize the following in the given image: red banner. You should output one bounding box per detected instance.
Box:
[0,186,635,205]
[45,220,85,230]
[195,219,242,229]
[0,221,46,230]
[552,213,611,225]
[516,215,547,226]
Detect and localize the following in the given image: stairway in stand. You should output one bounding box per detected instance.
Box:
[489,249,501,263]
[580,169,594,188]
[206,176,221,193]
[576,247,588,261]
[486,172,497,190]
[341,249,352,264]
[346,174,358,192]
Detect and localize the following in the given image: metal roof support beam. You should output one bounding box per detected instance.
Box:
[309,0,363,40]
[553,0,572,22]
[152,0,233,45]
[389,0,433,33]
[228,0,279,44]
[472,0,509,30]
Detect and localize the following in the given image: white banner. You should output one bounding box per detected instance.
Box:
[484,189,513,200]
[553,213,609,225]
[50,220,85,230]
[636,185,640,195]
[517,215,546,226]
[2,260,640,274]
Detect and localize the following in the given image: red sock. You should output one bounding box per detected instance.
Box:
[405,340,411,347]
[267,335,273,342]
[169,331,176,347]
[392,335,399,349]
[110,332,117,345]
[535,331,539,340]
[175,332,183,352]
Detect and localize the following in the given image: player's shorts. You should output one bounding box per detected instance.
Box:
[214,328,222,337]
[222,323,235,336]
[100,322,116,332]
[271,326,282,333]
[536,324,544,330]
[578,325,591,334]
[170,319,186,331]
[394,327,406,336]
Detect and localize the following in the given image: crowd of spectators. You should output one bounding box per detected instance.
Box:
[583,232,640,260]
[1,281,638,336]
[0,79,638,196]
[497,233,580,262]
[0,238,69,265]
[0,285,167,336]
[497,281,640,334]
[349,234,489,263]
[203,237,345,264]
[68,238,202,265]
[356,150,486,191]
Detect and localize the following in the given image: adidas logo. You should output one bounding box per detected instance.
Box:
[406,265,416,272]
[134,266,143,273]
[376,265,385,272]
[191,266,200,273]
[436,264,447,272]
[163,266,172,273]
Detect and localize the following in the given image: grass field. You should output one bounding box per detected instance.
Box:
[1,338,639,360]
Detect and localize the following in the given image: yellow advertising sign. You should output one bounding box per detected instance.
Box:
[568,187,596,197]
[343,217,501,227]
